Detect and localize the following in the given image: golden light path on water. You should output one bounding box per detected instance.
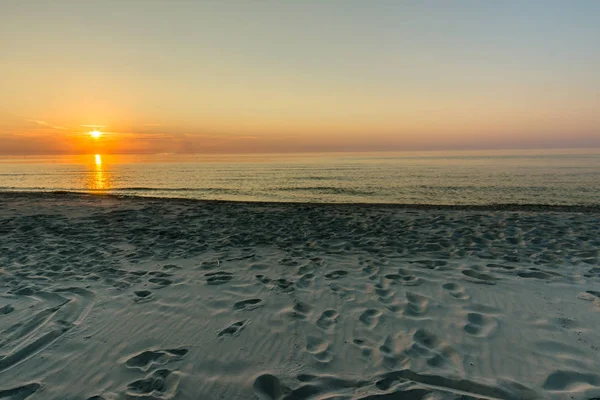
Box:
[88,154,111,191]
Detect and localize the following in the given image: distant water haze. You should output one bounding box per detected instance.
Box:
[1,149,599,205]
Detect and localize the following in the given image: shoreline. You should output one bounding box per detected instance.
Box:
[2,190,600,213]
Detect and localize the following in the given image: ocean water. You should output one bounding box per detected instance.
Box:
[0,150,599,205]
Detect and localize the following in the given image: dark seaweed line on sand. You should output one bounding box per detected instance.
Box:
[1,190,599,213]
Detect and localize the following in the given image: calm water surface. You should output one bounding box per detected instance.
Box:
[1,150,599,205]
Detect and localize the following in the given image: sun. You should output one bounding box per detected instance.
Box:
[89,130,102,139]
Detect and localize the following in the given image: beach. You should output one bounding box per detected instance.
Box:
[1,193,599,400]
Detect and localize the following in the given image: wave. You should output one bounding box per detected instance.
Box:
[0,186,240,193]
[276,186,375,196]
[2,190,599,212]
[1,186,599,207]
[102,187,200,192]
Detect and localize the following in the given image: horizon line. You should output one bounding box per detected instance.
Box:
[1,146,600,157]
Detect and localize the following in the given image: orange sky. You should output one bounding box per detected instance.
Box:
[1,2,599,154]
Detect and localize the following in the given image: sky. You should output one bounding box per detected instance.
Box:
[1,1,599,155]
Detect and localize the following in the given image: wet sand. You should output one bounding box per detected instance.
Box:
[1,193,599,399]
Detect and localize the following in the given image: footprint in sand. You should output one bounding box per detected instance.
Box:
[272,278,294,293]
[325,270,348,280]
[327,281,355,301]
[256,275,295,293]
[487,263,516,271]
[148,277,173,286]
[110,280,131,290]
[409,328,460,369]
[414,329,440,350]
[291,301,312,320]
[234,298,263,311]
[316,310,338,330]
[517,269,561,280]
[296,264,315,276]
[198,260,220,270]
[359,309,382,328]
[404,292,429,317]
[584,267,600,278]
[463,312,498,337]
[353,338,374,357]
[378,335,409,369]
[296,273,315,289]
[205,271,233,285]
[375,284,395,304]
[126,368,180,399]
[412,260,448,270]
[1,304,14,314]
[133,290,153,303]
[385,271,422,286]
[148,270,172,278]
[255,274,272,285]
[253,374,291,400]
[218,320,248,337]
[124,348,189,372]
[461,269,496,285]
[373,283,402,312]
[305,336,333,364]
[280,257,300,267]
[361,263,380,281]
[442,282,469,300]
[249,263,269,272]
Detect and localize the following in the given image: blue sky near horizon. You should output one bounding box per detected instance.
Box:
[1,1,599,154]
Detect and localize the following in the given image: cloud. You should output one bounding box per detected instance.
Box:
[81,124,106,128]
[143,123,164,127]
[26,119,67,130]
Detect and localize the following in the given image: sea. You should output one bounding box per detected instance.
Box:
[0,149,599,205]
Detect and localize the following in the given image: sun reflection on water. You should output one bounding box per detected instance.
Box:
[88,154,112,191]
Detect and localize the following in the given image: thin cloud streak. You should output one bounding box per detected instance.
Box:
[26,119,68,130]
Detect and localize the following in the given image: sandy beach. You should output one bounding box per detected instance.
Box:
[1,193,599,400]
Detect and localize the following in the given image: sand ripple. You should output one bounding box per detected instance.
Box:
[0,194,599,399]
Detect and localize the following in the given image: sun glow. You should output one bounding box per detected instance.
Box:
[90,130,102,139]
